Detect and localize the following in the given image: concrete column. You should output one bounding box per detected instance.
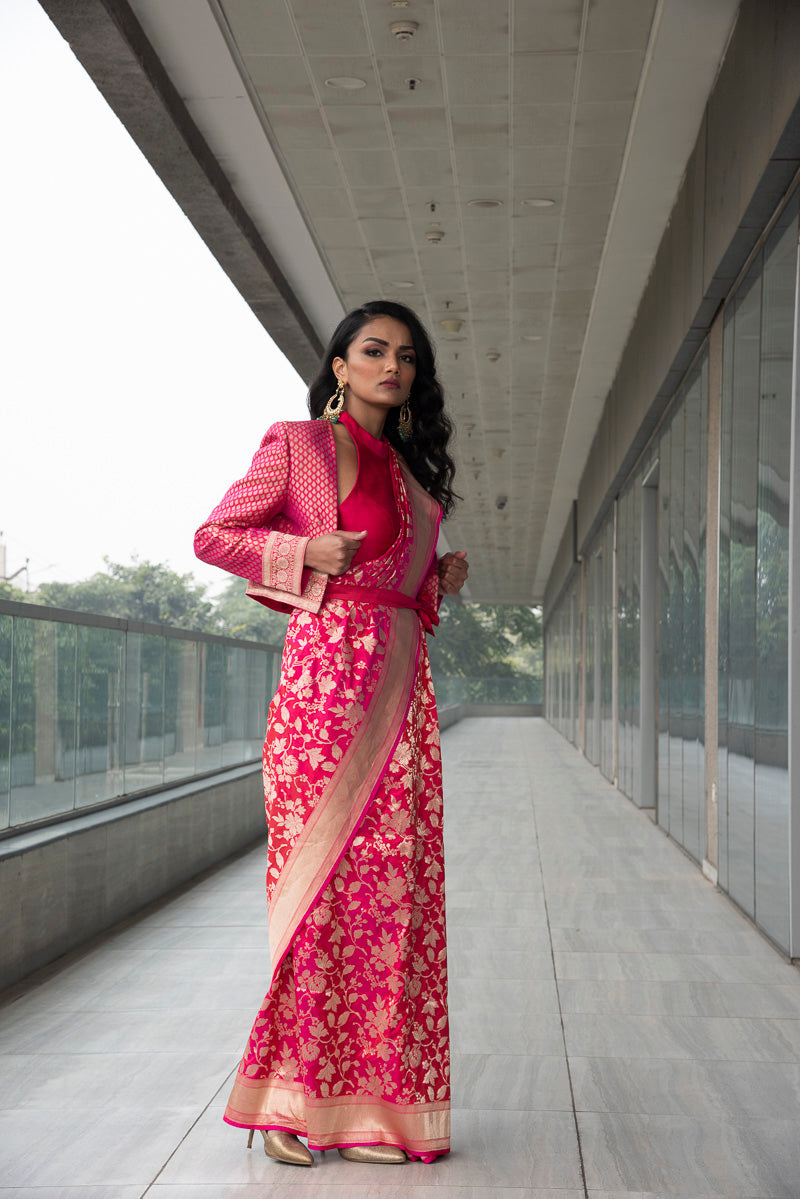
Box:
[618,496,623,786]
[639,465,660,809]
[788,229,800,960]
[579,556,587,755]
[704,312,724,881]
[594,553,603,765]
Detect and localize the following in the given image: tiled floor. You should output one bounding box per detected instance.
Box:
[2,717,800,1198]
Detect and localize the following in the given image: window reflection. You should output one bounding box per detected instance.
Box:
[76,624,124,807]
[718,189,798,951]
[0,609,280,832]
[0,614,10,827]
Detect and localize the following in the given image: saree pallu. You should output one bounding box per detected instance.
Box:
[223,452,450,1162]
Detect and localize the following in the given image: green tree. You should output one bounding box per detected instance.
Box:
[0,580,27,602]
[213,575,289,644]
[36,556,216,630]
[429,601,541,686]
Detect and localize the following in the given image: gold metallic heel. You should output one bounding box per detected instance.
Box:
[338,1144,407,1164]
[247,1128,313,1166]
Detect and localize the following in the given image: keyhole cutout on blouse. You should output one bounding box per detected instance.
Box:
[335,411,401,569]
[332,420,359,505]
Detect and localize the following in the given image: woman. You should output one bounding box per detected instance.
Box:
[194,301,468,1167]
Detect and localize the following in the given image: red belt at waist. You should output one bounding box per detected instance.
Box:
[323,581,423,611]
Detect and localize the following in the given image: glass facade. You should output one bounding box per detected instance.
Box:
[544,576,580,745]
[718,192,798,950]
[0,604,282,834]
[570,517,614,779]
[546,351,708,851]
[544,184,799,952]
[618,478,641,803]
[657,355,708,862]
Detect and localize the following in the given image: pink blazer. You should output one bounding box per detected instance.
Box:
[194,419,441,621]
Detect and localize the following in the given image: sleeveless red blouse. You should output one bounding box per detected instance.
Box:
[337,410,400,567]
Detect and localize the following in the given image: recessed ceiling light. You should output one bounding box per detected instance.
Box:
[522,334,543,342]
[324,76,367,90]
[523,197,556,208]
[389,280,415,289]
[467,198,503,209]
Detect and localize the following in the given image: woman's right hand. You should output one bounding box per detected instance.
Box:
[304,530,367,575]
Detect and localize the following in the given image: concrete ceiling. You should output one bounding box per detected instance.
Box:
[44,0,740,602]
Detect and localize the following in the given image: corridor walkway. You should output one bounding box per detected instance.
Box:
[2,718,800,1198]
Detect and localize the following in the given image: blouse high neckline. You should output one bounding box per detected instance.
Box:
[339,409,389,458]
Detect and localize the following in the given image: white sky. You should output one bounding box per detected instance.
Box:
[0,0,310,596]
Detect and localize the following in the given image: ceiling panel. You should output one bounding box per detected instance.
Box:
[584,0,658,53]
[245,56,317,106]
[289,0,370,56]
[513,54,578,105]
[579,51,646,103]
[221,0,300,55]
[446,57,510,106]
[437,0,510,55]
[388,107,451,148]
[121,0,743,602]
[514,0,583,53]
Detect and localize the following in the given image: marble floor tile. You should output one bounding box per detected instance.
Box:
[451,1053,572,1110]
[149,1188,584,1199]
[579,1111,800,1196]
[551,924,779,958]
[78,972,268,1013]
[447,903,548,928]
[131,947,272,980]
[1,946,160,994]
[2,1006,252,1056]
[563,1012,800,1062]
[546,904,752,935]
[102,922,269,951]
[587,1193,778,1199]
[157,1106,584,1192]
[0,1109,198,1187]
[444,861,543,892]
[448,947,556,981]
[446,888,543,909]
[546,878,712,901]
[553,949,800,983]
[449,976,560,1018]
[0,1051,236,1110]
[5,717,800,1198]
[448,924,553,957]
[557,977,800,1018]
[452,1010,565,1056]
[1,1190,143,1199]
[569,1055,800,1120]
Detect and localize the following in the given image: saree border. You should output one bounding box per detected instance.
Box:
[224,1077,450,1156]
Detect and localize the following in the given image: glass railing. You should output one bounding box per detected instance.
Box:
[432,675,542,706]
[0,600,543,835]
[0,599,281,834]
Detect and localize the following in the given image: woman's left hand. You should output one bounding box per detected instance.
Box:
[438,550,469,595]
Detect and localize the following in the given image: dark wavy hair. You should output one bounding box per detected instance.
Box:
[307,300,459,517]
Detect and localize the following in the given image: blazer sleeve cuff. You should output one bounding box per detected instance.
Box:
[262,530,310,595]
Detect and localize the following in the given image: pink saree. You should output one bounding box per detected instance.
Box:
[222,444,450,1162]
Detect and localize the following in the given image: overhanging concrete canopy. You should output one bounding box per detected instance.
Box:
[39,0,741,602]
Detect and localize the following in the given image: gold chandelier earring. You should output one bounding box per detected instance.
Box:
[398,399,412,442]
[322,378,345,422]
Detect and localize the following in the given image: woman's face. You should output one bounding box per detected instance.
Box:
[333,315,417,414]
